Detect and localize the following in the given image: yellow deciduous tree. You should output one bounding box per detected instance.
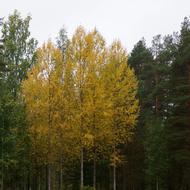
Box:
[67,26,87,189]
[82,29,108,189]
[57,44,80,189]
[22,29,139,190]
[68,27,110,189]
[22,41,64,190]
[103,41,139,190]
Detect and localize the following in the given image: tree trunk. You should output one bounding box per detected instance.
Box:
[156,177,159,190]
[46,164,51,190]
[81,148,84,189]
[122,165,126,190]
[109,167,112,190]
[93,152,96,190]
[155,72,160,116]
[60,156,63,190]
[48,165,51,190]
[38,172,41,190]
[113,164,116,190]
[27,171,31,190]
[113,145,117,190]
[47,74,52,190]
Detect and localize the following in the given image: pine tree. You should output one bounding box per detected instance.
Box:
[127,39,153,189]
[168,17,190,189]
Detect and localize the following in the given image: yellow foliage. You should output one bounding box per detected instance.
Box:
[21,28,139,169]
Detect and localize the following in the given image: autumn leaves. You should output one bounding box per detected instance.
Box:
[22,26,139,190]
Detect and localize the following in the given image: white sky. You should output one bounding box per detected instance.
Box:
[1,0,190,52]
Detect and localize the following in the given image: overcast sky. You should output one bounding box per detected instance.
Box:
[1,0,190,52]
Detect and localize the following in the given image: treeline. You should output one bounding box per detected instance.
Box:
[0,10,190,190]
[127,18,190,189]
[0,10,139,190]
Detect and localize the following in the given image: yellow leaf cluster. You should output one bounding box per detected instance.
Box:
[21,27,139,169]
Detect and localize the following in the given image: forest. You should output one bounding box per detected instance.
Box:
[0,10,190,190]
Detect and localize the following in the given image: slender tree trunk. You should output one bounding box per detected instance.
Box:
[81,148,84,189]
[27,170,31,190]
[123,165,126,190]
[46,164,51,190]
[93,106,96,190]
[47,72,52,190]
[38,171,41,190]
[156,177,159,190]
[60,156,63,190]
[155,72,160,116]
[23,174,26,190]
[113,146,116,190]
[109,167,112,190]
[80,84,84,190]
[48,165,51,190]
[113,164,116,190]
[33,171,38,190]
[93,151,96,190]
[46,165,48,190]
